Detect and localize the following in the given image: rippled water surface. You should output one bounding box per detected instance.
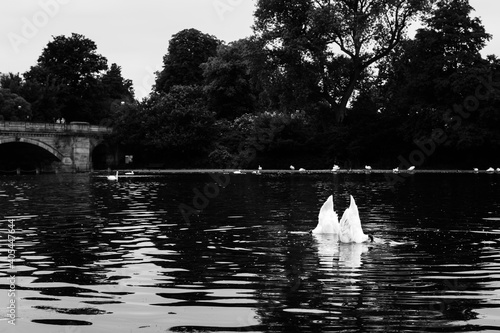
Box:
[0,172,499,332]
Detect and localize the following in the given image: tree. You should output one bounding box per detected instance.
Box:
[101,63,134,100]
[28,33,108,87]
[0,89,31,121]
[0,73,23,94]
[23,33,108,123]
[381,0,490,124]
[155,29,220,94]
[376,0,496,167]
[98,63,135,124]
[254,0,431,122]
[19,78,64,122]
[143,85,217,154]
[202,38,261,119]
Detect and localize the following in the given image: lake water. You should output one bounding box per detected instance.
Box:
[0,172,499,332]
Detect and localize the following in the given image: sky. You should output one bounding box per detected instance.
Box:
[1,0,498,100]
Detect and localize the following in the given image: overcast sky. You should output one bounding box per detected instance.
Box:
[1,0,498,100]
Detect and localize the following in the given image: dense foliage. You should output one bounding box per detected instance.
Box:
[1,33,133,123]
[254,0,431,122]
[154,29,220,94]
[1,1,499,169]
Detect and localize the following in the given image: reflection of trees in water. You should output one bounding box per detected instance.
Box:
[12,176,178,289]
[0,176,105,288]
[177,174,487,331]
[251,230,485,331]
[2,173,495,330]
[251,232,372,331]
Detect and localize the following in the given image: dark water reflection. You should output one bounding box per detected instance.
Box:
[0,173,499,332]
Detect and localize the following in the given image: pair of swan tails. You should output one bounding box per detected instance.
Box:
[313,195,372,244]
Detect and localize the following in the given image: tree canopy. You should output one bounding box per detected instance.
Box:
[202,38,264,119]
[2,1,499,170]
[11,33,134,123]
[155,28,220,94]
[254,0,431,121]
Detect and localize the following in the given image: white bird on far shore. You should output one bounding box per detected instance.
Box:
[408,166,415,171]
[290,165,295,170]
[486,167,494,173]
[332,164,340,172]
[365,165,372,170]
[107,171,118,181]
[393,167,399,173]
[299,168,306,172]
[473,168,479,173]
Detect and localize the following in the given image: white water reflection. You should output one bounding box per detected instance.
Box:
[313,233,369,269]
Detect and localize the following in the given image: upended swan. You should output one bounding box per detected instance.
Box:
[311,195,340,234]
[312,195,373,243]
[339,195,373,243]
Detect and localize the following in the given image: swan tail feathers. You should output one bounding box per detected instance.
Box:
[340,195,367,243]
[313,195,339,234]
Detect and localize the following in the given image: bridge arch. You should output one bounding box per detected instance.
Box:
[0,121,113,172]
[0,137,64,161]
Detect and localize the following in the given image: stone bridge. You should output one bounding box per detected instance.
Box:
[0,121,112,173]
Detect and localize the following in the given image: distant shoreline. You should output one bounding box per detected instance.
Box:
[3,168,497,176]
[91,169,497,175]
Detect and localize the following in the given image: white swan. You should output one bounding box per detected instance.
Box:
[290,165,295,170]
[486,167,494,173]
[312,195,340,234]
[299,168,306,172]
[408,166,415,171]
[107,171,118,181]
[339,195,373,243]
[332,164,340,172]
[365,165,372,170]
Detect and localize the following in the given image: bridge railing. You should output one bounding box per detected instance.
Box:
[0,121,112,134]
